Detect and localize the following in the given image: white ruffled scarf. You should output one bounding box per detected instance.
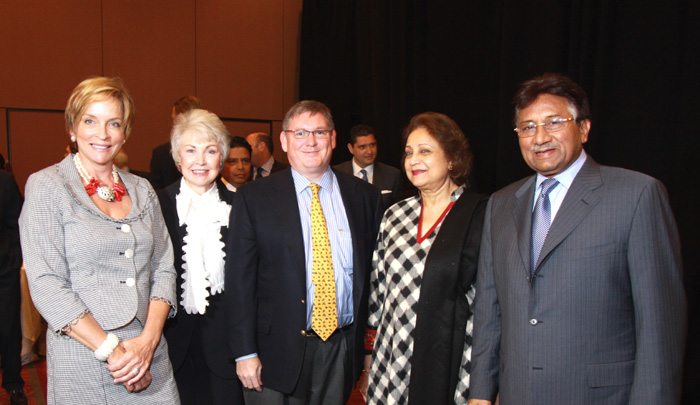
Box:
[175,179,231,315]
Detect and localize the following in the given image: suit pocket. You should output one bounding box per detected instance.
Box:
[586,359,634,387]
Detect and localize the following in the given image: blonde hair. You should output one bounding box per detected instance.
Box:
[65,77,135,139]
[170,109,231,168]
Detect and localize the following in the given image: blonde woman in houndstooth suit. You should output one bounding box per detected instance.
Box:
[19,77,180,404]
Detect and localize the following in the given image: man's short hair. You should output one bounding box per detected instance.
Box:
[513,73,591,126]
[231,136,252,155]
[282,100,334,131]
[249,132,274,154]
[348,124,375,145]
[173,95,203,116]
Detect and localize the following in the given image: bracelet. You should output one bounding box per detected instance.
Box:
[94,333,119,362]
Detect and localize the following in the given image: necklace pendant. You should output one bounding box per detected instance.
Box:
[97,186,116,202]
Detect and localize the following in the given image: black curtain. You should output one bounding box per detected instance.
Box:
[300,0,700,402]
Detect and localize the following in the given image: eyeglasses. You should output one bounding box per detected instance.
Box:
[514,117,575,138]
[283,129,332,139]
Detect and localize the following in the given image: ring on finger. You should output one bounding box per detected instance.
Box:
[132,367,139,376]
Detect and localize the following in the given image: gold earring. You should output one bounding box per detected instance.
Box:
[448,163,453,171]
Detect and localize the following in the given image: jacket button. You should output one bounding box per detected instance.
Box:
[126,278,135,287]
[301,330,306,336]
[124,249,134,258]
[301,299,305,304]
[121,224,131,233]
[530,318,538,325]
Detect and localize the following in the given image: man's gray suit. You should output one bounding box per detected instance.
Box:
[470,157,686,404]
[334,160,403,210]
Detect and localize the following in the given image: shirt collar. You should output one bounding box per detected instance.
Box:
[351,159,374,177]
[261,156,275,173]
[292,167,335,194]
[535,149,587,191]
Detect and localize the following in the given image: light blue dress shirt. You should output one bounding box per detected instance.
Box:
[292,168,354,330]
[533,150,588,222]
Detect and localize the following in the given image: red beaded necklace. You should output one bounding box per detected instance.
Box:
[73,153,125,202]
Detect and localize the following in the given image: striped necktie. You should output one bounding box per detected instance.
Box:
[531,178,559,276]
[309,184,337,340]
[359,169,368,182]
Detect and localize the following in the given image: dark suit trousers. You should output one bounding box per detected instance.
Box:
[0,273,23,391]
[243,327,353,405]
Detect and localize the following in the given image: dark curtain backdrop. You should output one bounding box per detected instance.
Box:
[299,0,700,402]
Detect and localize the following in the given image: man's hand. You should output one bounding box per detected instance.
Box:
[237,357,263,392]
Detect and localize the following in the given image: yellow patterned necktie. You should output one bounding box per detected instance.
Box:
[309,183,338,341]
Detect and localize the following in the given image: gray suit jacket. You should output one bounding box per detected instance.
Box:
[20,156,177,333]
[470,157,686,404]
[334,160,404,210]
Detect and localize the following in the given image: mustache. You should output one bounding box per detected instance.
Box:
[531,142,558,152]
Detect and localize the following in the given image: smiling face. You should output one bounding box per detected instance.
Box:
[404,127,453,193]
[517,94,590,178]
[280,112,336,182]
[222,146,252,188]
[70,98,125,172]
[177,129,222,195]
[348,134,377,168]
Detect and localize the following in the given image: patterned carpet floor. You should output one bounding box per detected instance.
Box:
[0,357,46,405]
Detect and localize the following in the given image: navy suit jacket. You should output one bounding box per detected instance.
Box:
[226,168,383,394]
[470,157,686,404]
[334,160,404,210]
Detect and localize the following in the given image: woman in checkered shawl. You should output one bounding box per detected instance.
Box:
[361,112,487,404]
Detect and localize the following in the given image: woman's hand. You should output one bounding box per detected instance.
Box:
[360,354,372,402]
[107,334,159,386]
[126,370,152,393]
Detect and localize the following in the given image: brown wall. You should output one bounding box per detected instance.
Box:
[0,0,302,192]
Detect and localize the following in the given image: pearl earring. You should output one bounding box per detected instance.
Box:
[70,136,76,142]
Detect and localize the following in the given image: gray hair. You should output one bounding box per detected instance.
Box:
[170,109,231,168]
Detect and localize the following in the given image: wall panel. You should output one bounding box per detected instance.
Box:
[197,0,285,120]
[0,1,102,109]
[283,0,303,113]
[0,109,7,164]
[102,0,197,170]
[9,110,66,194]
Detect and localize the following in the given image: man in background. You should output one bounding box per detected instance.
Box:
[150,95,203,189]
[221,136,253,192]
[334,124,404,210]
[246,132,288,180]
[0,168,27,405]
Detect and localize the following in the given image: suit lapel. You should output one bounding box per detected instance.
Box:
[535,158,603,272]
[513,176,536,275]
[272,171,306,277]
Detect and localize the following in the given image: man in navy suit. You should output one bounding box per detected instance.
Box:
[246,132,289,180]
[334,124,404,210]
[0,169,27,405]
[227,101,383,404]
[468,73,686,404]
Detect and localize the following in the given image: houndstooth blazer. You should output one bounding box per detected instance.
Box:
[19,155,177,334]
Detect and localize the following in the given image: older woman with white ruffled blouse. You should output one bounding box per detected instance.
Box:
[157,109,243,405]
